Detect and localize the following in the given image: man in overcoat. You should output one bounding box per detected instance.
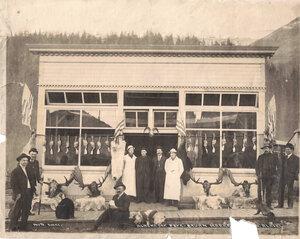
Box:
[9,153,35,231]
[152,146,167,203]
[91,181,131,230]
[275,143,299,208]
[255,143,277,208]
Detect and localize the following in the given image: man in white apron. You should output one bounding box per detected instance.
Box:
[164,148,184,207]
[121,145,137,199]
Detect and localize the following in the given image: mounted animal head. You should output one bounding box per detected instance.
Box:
[44,176,73,198]
[191,168,224,196]
[85,174,108,197]
[227,168,257,197]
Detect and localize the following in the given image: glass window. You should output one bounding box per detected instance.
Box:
[45,129,79,165]
[83,93,100,103]
[203,94,220,106]
[124,92,179,106]
[186,111,220,129]
[47,92,65,104]
[65,92,83,103]
[166,112,177,127]
[82,110,116,128]
[186,130,220,168]
[80,129,113,166]
[46,110,80,127]
[221,94,238,106]
[101,93,118,104]
[125,112,136,127]
[221,131,256,169]
[222,112,256,129]
[137,112,148,127]
[154,112,165,127]
[239,94,257,107]
[186,93,202,105]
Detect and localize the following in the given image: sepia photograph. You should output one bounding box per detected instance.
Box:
[0,0,299,238]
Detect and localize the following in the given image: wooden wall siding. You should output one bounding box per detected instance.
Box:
[40,61,263,88]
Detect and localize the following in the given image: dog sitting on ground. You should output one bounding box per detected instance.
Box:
[131,210,166,226]
[55,198,75,219]
[254,201,276,223]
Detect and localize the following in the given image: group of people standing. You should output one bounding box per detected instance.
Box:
[256,142,299,209]
[121,145,184,206]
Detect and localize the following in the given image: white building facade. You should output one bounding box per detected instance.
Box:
[29,44,276,198]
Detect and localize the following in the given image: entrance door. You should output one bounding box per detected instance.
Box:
[124,133,178,158]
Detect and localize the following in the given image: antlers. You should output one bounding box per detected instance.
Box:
[226,168,257,186]
[191,168,224,185]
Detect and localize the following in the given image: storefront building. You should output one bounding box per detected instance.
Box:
[29,44,276,198]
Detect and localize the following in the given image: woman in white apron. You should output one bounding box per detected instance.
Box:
[121,145,137,197]
[164,148,184,206]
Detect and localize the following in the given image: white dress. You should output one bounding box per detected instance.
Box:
[164,156,184,201]
[122,154,137,197]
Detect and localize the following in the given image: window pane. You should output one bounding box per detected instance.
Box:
[80,129,113,166]
[186,94,202,105]
[222,112,256,129]
[137,112,148,127]
[45,129,79,165]
[186,111,220,129]
[166,112,177,127]
[82,110,116,128]
[47,92,65,104]
[101,93,118,104]
[221,94,238,106]
[83,93,100,103]
[239,94,257,106]
[203,94,220,106]
[124,92,179,106]
[125,112,136,127]
[221,131,256,168]
[154,112,165,127]
[66,92,83,103]
[186,130,220,168]
[46,110,80,127]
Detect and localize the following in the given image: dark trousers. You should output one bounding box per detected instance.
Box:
[9,189,33,230]
[261,177,273,207]
[136,176,150,203]
[94,208,129,228]
[154,177,164,203]
[278,178,295,208]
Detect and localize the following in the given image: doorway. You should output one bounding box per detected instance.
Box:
[124,133,178,158]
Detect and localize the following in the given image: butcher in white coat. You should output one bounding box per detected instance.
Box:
[164,148,184,206]
[121,145,137,198]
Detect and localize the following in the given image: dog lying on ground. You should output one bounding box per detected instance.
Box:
[75,196,106,211]
[131,210,166,226]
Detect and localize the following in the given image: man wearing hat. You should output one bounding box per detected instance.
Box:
[9,153,35,231]
[275,143,299,208]
[164,148,184,207]
[135,148,151,203]
[255,142,277,209]
[121,145,137,199]
[91,181,131,230]
[152,146,167,203]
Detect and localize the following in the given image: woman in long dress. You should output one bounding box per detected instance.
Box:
[164,148,184,206]
[121,145,137,198]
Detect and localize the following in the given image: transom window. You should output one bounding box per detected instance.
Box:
[46,91,118,105]
[124,91,179,106]
[186,93,258,107]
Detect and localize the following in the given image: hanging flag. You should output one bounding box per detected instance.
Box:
[21,84,33,129]
[176,112,186,137]
[114,119,125,139]
[267,95,276,141]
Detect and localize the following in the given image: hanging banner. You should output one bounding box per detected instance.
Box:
[21,83,33,129]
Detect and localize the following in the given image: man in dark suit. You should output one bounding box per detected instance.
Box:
[152,146,166,203]
[9,153,35,231]
[91,181,131,230]
[27,148,41,189]
[275,143,299,208]
[255,143,277,209]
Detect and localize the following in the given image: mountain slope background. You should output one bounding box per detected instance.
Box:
[252,17,300,142]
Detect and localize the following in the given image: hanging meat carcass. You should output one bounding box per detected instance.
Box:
[65,135,70,154]
[233,132,237,153]
[212,133,217,154]
[242,134,247,152]
[96,137,101,155]
[49,135,54,155]
[203,133,208,154]
[89,136,95,155]
[57,135,62,153]
[74,136,79,155]
[83,133,88,155]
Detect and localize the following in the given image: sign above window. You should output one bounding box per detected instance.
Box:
[45,91,118,105]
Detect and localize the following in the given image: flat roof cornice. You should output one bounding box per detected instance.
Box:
[27,44,278,58]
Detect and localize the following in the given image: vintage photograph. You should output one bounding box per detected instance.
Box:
[1,0,299,237]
